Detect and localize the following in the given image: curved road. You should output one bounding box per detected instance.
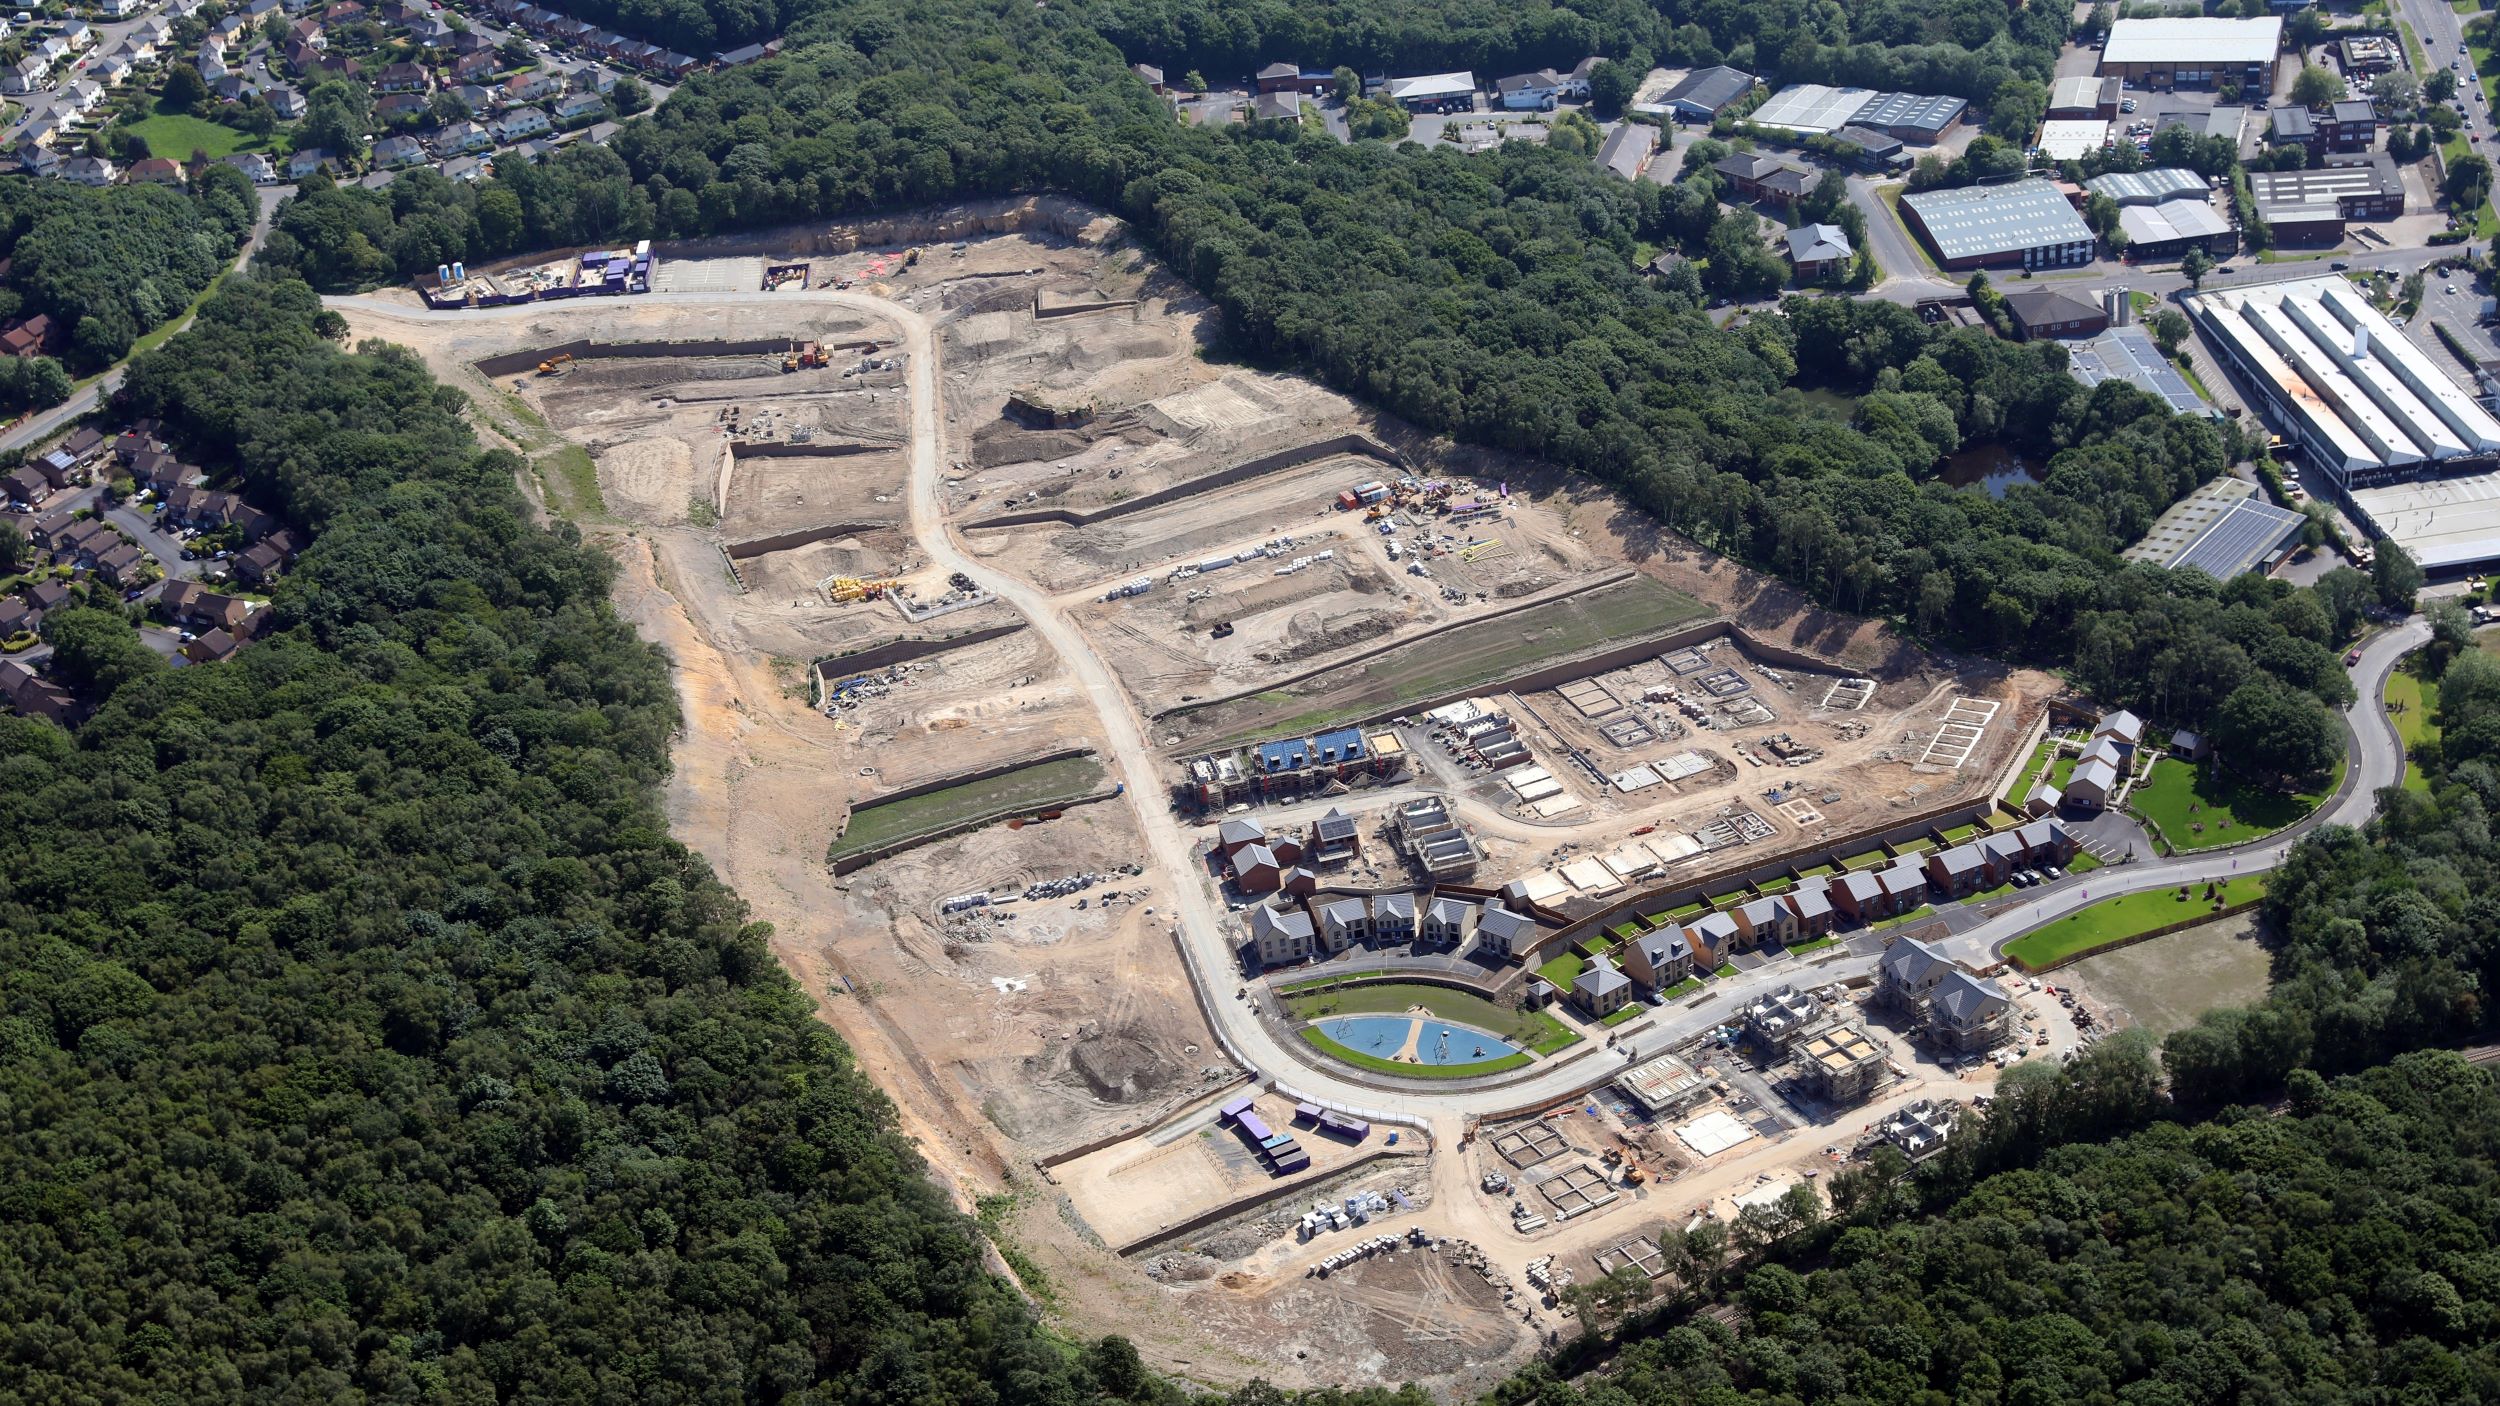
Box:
[328,286,2430,1127]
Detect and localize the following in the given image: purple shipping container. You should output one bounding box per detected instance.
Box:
[1319,1112,1370,1140]
[1294,1101,1322,1124]
[1219,1095,1254,1123]
[1235,1112,1275,1143]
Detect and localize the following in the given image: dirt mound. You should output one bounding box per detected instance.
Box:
[1032,1020,1189,1103]
[1256,609,1397,666]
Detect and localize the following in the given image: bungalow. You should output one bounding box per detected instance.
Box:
[1732,895,1797,947]
[372,134,425,167]
[1315,896,1368,953]
[1370,891,1416,944]
[1419,894,1475,946]
[224,152,279,184]
[379,61,431,93]
[1232,842,1282,894]
[287,148,332,179]
[64,156,116,187]
[1618,930,1693,990]
[1473,901,1537,958]
[1784,879,1835,936]
[269,86,307,119]
[1573,953,1633,1018]
[552,90,604,123]
[1248,903,1316,967]
[439,120,494,152]
[127,157,184,186]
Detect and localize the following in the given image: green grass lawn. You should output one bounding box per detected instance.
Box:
[1874,903,1936,930]
[1785,936,1838,957]
[1286,981,1578,1056]
[2387,666,2441,793]
[126,111,265,160]
[1662,976,1703,999]
[1713,962,1738,978]
[1753,876,1795,895]
[1298,1026,1531,1078]
[1795,861,1840,879]
[1938,822,1981,843]
[2071,851,2103,873]
[2005,875,2270,970]
[2127,756,2334,851]
[1537,950,1586,987]
[1599,1004,1643,1027]
[2440,132,2500,240]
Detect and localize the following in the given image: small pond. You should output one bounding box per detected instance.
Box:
[1313,1015,1524,1066]
[1937,444,2049,499]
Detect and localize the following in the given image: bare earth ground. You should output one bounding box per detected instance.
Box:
[2060,912,2275,1039]
[336,209,2068,1399]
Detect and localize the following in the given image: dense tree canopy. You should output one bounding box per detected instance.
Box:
[0,168,254,372]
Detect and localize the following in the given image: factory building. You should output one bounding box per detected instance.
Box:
[1898,179,2097,271]
[2098,17,2283,92]
[2247,153,2404,244]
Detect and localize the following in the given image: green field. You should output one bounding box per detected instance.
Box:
[1298,1026,1532,1078]
[126,111,265,159]
[2127,756,2333,850]
[827,755,1105,862]
[1286,981,1578,1055]
[1175,576,1710,749]
[2005,875,2269,970]
[2387,667,2441,794]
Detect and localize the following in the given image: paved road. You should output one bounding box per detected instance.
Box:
[323,286,2432,1122]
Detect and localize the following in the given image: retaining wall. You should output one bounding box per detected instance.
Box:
[474,335,880,377]
[728,440,892,460]
[964,433,1402,530]
[727,520,902,560]
[828,747,1105,875]
[1034,1075,1256,1170]
[1113,1146,1421,1258]
[812,622,1027,690]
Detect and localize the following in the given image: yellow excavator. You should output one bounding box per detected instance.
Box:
[537,353,573,376]
[782,341,830,372]
[829,577,900,603]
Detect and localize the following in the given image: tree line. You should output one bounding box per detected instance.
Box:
[0,166,256,374]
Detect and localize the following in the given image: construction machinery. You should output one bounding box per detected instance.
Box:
[903,246,921,266]
[536,353,573,375]
[782,341,830,372]
[828,577,900,603]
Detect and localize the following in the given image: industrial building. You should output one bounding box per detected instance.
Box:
[2098,17,2284,92]
[2069,325,2215,418]
[2116,196,2233,260]
[1657,65,1754,122]
[1383,71,1476,113]
[2120,478,2306,580]
[2002,288,2109,341]
[2036,118,2111,161]
[2085,167,2210,207]
[2247,154,2404,243]
[1748,85,1963,141]
[2157,106,2247,144]
[2184,277,2500,539]
[2048,75,2122,120]
[1898,178,2097,270]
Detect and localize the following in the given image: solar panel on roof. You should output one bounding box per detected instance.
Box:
[2172,497,2307,580]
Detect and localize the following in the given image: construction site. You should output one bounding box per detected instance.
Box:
[329,196,2073,1400]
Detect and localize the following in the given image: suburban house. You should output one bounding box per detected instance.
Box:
[64,157,116,187]
[1247,903,1316,967]
[92,540,148,588]
[379,61,432,93]
[1924,843,1990,897]
[127,157,185,186]
[288,149,333,180]
[1216,817,1267,862]
[1739,984,1820,1051]
[553,90,606,123]
[234,529,300,586]
[269,86,307,119]
[15,143,58,178]
[490,107,553,143]
[0,658,77,725]
[1495,69,1565,110]
[1307,807,1361,863]
[0,313,53,358]
[502,69,565,104]
[1572,953,1632,1018]
[3,464,45,506]
[2094,708,2146,757]
[160,580,254,634]
[1370,891,1416,944]
[375,91,429,123]
[439,121,494,153]
[1685,908,1739,959]
[1876,936,1956,1016]
[1925,969,2015,1052]
[4,56,48,95]
[1420,894,1475,946]
[1473,901,1537,958]
[1731,896,1795,947]
[1232,842,1282,895]
[1784,879,1836,936]
[1618,930,1693,990]
[1315,896,1367,954]
[1784,223,1853,281]
[454,49,498,82]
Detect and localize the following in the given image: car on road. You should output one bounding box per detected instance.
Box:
[2332,261,2350,270]
[2348,648,2364,666]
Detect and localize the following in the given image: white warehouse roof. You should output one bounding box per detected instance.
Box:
[2102,17,2283,66]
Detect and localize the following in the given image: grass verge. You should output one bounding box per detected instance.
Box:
[1599,1004,1643,1027]
[2387,665,2441,793]
[2004,875,2269,969]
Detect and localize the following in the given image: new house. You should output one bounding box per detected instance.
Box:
[1473,901,1537,958]
[1618,930,1693,990]
[1247,903,1316,967]
[1572,953,1632,1018]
